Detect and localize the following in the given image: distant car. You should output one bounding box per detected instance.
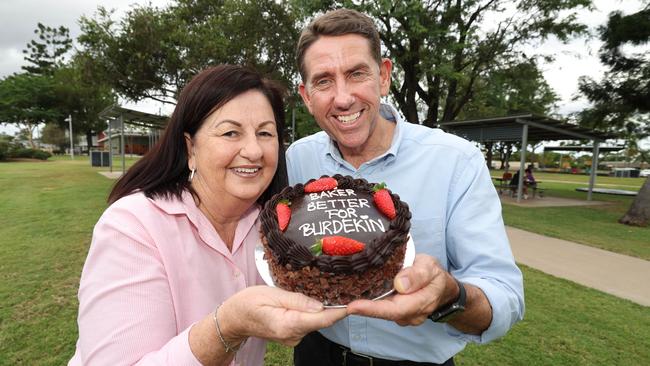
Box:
[640,169,650,177]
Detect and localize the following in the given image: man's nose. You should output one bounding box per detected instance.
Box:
[333,81,354,109]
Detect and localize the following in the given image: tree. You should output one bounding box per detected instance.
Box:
[77,0,300,105]
[578,5,650,226]
[22,22,72,75]
[293,0,590,126]
[52,57,116,151]
[0,73,59,148]
[41,123,68,151]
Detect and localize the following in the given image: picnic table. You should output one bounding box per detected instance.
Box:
[492,177,545,198]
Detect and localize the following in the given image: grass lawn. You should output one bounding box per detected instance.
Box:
[492,171,650,260]
[1,158,648,365]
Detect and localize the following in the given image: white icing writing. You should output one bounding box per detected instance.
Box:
[299,188,384,238]
[298,218,386,236]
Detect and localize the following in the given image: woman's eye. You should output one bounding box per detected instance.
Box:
[258,130,275,137]
[222,131,239,137]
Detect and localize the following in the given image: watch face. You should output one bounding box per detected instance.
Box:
[436,305,465,322]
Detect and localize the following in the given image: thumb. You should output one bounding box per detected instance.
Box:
[274,288,324,313]
[394,254,438,294]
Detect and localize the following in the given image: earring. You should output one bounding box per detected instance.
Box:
[189,168,196,182]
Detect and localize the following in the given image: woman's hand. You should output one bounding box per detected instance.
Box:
[220,286,347,346]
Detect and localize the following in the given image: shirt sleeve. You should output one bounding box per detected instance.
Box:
[444,149,525,344]
[74,205,203,366]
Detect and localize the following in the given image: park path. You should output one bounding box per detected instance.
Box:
[506,226,650,307]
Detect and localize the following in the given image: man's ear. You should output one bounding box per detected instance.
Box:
[298,82,313,114]
[379,58,393,97]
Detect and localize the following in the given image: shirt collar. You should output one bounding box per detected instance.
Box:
[324,102,404,166]
[147,190,260,256]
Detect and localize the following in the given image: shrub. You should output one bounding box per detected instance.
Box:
[0,141,8,161]
[7,148,52,160]
[31,150,52,160]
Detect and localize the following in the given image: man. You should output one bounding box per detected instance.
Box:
[287,8,525,366]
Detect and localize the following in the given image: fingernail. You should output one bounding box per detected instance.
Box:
[397,276,410,292]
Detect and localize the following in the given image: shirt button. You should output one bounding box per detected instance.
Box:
[233,270,240,278]
[353,335,361,341]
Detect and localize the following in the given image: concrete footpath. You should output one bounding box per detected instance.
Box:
[506,226,650,307]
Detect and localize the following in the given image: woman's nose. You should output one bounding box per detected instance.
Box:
[240,134,263,161]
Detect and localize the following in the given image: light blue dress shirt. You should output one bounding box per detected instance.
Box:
[286,103,525,363]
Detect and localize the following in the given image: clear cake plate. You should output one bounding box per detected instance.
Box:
[254,235,416,308]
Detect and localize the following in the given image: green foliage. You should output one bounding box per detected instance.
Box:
[6,147,52,160]
[21,23,72,75]
[77,1,299,104]
[41,123,68,150]
[578,5,650,131]
[459,59,559,119]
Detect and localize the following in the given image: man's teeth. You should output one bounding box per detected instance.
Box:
[336,111,360,123]
[233,167,259,174]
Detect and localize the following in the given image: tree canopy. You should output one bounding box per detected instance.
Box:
[578,4,650,227]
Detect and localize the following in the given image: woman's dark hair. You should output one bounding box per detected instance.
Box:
[108,64,288,205]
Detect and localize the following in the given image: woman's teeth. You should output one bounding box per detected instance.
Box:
[336,111,360,124]
[233,167,259,174]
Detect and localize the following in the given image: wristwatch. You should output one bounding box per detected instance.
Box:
[428,277,466,322]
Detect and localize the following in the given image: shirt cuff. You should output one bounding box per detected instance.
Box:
[138,325,204,366]
[442,277,522,344]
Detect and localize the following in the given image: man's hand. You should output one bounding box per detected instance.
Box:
[346,254,492,334]
[346,254,457,326]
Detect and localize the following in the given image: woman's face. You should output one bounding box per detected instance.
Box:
[185,90,279,207]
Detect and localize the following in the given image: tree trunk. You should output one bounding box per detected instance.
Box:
[485,142,493,170]
[619,177,650,227]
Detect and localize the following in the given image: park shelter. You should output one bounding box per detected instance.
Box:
[438,113,614,202]
[98,105,169,174]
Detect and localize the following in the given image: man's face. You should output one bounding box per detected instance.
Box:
[298,34,392,154]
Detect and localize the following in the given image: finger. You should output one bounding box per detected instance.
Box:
[289,307,348,334]
[394,254,440,294]
[270,288,324,313]
[346,297,404,320]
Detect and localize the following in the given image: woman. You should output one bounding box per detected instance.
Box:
[69,65,346,366]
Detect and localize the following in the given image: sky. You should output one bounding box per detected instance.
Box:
[0,0,647,139]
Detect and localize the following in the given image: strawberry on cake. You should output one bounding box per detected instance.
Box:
[259,174,411,305]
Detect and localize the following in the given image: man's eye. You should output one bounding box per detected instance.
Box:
[315,79,331,87]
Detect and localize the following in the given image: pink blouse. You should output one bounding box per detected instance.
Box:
[68,191,266,365]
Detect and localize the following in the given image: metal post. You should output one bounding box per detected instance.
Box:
[291,107,296,143]
[517,124,528,202]
[108,120,113,173]
[120,114,126,174]
[67,114,74,160]
[587,142,600,201]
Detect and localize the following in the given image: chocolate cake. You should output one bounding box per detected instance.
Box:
[260,174,411,305]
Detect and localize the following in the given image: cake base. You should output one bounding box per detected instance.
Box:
[263,239,407,306]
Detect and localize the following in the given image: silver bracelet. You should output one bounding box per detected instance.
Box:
[213,304,245,353]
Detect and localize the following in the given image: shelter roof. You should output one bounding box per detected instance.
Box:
[99,105,169,129]
[543,145,624,152]
[437,113,615,142]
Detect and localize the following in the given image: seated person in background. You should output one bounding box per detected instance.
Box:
[509,170,529,198]
[525,167,537,188]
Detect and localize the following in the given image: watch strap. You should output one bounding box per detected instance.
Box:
[428,277,466,322]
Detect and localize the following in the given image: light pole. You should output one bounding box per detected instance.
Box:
[65,114,74,160]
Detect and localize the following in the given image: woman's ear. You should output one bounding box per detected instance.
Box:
[184,133,195,168]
